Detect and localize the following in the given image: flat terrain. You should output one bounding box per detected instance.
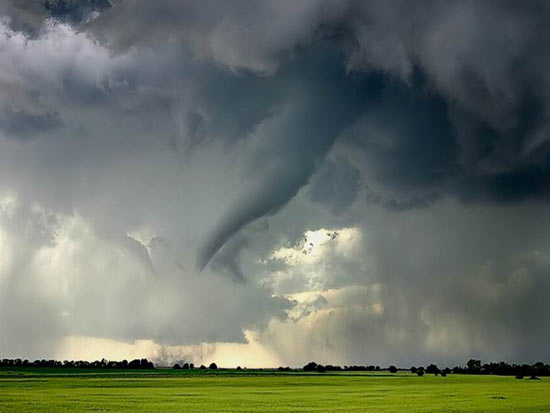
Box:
[1,368,549,412]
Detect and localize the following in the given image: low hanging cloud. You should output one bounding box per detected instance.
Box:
[0,0,550,365]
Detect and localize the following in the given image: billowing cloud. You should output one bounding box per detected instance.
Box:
[1,0,549,366]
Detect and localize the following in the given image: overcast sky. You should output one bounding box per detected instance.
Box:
[1,0,550,367]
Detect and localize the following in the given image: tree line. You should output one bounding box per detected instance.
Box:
[0,358,154,369]
[451,359,550,378]
[2,357,549,377]
[300,359,550,378]
[302,362,386,373]
[172,362,218,370]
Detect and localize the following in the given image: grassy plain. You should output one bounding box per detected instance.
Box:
[1,368,549,412]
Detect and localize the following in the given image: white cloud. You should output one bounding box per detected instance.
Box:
[266,227,364,295]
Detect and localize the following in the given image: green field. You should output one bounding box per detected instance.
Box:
[1,368,549,412]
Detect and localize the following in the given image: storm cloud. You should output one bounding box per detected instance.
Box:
[1,0,550,366]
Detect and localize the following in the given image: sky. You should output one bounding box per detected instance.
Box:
[1,0,550,368]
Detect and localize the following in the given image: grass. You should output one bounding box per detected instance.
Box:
[1,368,549,412]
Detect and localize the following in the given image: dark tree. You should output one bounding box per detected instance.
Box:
[417,368,425,377]
[426,364,440,375]
[467,359,481,373]
[410,367,417,374]
[172,364,181,370]
[209,363,218,370]
[389,365,397,373]
[303,362,318,372]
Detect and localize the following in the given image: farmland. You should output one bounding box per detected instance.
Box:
[1,368,549,412]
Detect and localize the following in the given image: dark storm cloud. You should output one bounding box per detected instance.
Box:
[0,0,47,35]
[72,0,550,265]
[359,200,550,364]
[0,108,62,140]
[5,1,550,211]
[307,157,362,213]
[337,71,457,206]
[0,0,111,35]
[42,0,110,23]
[1,0,550,365]
[196,48,385,271]
[210,233,249,282]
